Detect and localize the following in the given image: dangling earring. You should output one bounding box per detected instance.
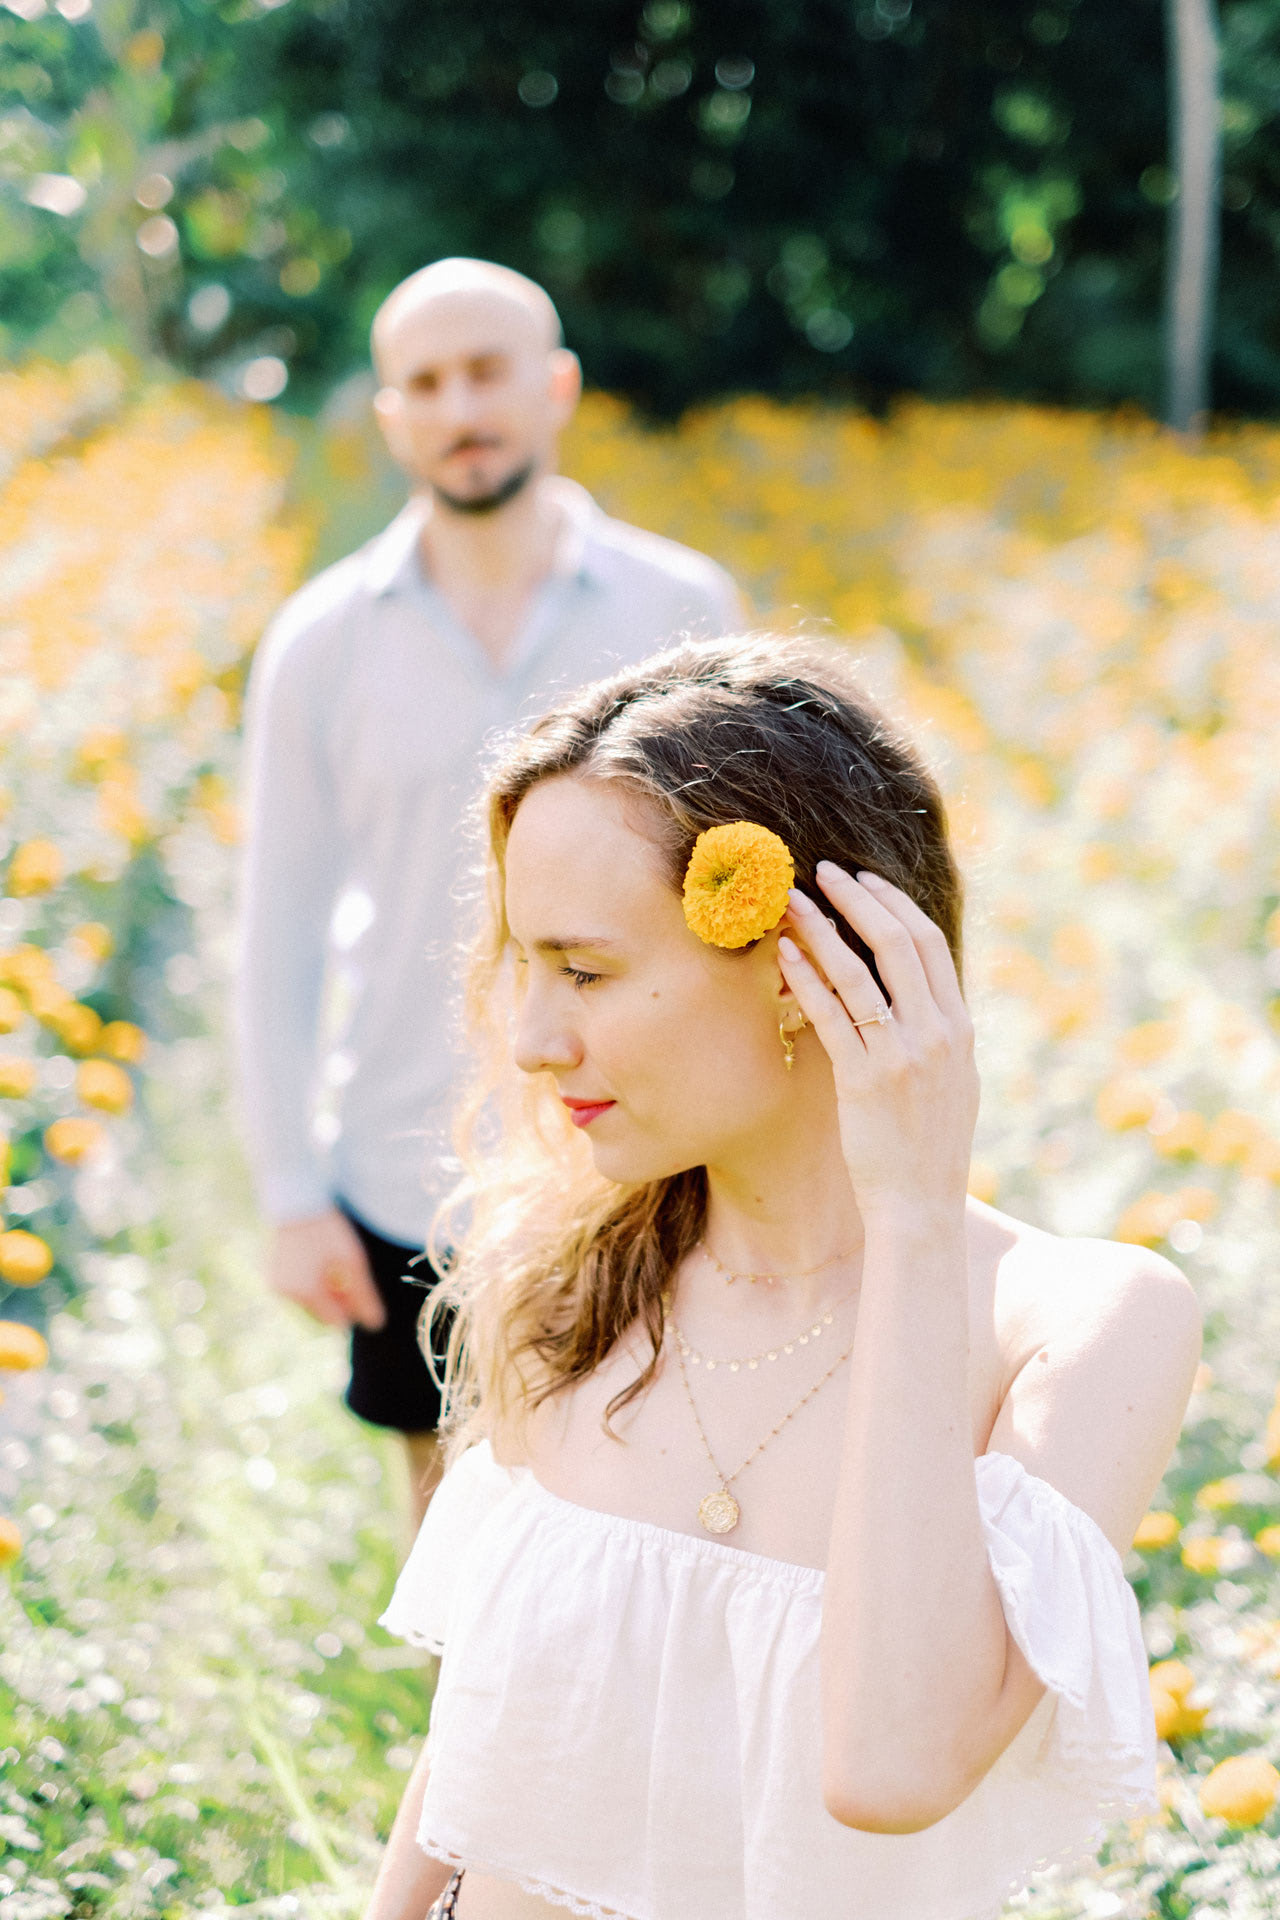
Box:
[779,1012,806,1070]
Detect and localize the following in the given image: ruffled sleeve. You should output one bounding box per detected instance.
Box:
[976,1449,1157,1815]
[379,1440,524,1655]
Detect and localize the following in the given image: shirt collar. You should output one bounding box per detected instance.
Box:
[364,478,608,600]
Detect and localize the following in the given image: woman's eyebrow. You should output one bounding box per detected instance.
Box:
[534,935,620,953]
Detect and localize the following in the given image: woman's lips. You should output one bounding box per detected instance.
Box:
[562,1097,616,1128]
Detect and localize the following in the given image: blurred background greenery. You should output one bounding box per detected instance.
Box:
[2,0,1278,417]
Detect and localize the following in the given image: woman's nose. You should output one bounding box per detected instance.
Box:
[513,991,582,1077]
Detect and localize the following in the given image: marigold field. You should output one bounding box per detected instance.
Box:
[4,362,1280,1918]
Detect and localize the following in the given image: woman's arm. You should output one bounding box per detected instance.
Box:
[777,868,1200,1836]
[363,1742,454,1920]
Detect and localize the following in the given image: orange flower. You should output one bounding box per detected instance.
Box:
[682,822,795,949]
[0,1516,20,1567]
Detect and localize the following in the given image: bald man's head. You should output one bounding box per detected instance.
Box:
[370,257,581,514]
[371,258,563,381]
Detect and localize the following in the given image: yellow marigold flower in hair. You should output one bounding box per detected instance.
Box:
[0,1230,53,1287]
[1199,1754,1280,1827]
[682,822,795,949]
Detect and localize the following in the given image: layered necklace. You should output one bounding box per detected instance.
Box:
[697,1239,854,1289]
[662,1257,860,1537]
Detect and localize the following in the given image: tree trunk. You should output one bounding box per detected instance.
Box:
[1165,0,1222,435]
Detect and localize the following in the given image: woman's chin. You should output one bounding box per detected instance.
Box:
[586,1132,700,1189]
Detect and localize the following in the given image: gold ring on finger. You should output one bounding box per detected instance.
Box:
[850,1004,892,1029]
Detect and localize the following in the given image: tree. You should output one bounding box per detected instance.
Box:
[1165,0,1222,432]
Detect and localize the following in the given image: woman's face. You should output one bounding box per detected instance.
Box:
[504,775,803,1186]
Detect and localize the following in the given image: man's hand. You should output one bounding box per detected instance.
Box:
[268,1209,387,1331]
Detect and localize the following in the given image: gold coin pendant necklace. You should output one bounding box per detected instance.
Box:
[672,1326,858,1536]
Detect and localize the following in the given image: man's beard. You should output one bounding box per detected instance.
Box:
[431,460,536,516]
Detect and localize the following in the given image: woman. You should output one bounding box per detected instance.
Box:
[366,636,1200,1920]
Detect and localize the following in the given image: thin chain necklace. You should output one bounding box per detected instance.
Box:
[661,1285,858,1372]
[671,1328,858,1536]
[698,1240,855,1289]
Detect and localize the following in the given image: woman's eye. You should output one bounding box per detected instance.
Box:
[560,965,601,989]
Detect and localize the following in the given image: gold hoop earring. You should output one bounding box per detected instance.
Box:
[779,1013,805,1070]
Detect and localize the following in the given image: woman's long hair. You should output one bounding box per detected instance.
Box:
[427,634,964,1460]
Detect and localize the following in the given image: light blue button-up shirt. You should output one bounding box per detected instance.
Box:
[235,479,741,1245]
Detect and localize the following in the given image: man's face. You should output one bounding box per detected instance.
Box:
[373,288,579,513]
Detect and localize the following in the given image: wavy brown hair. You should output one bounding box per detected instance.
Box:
[428,634,964,1459]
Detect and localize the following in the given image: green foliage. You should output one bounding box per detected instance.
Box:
[12,0,1280,412]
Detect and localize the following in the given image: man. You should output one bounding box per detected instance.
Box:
[235,258,741,1527]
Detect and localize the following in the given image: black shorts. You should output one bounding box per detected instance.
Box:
[339,1203,453,1434]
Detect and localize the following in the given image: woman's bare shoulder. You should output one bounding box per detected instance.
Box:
[969,1195,1201,1383]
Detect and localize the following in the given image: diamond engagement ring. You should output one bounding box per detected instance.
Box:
[850,1004,892,1028]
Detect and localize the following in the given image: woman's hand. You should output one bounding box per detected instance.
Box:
[777,863,978,1227]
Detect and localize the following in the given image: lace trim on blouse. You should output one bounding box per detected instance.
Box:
[380,1443,1158,1920]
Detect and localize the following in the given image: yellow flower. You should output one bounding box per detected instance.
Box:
[50,1003,102,1055]
[44,1116,105,1165]
[0,1516,21,1567]
[1133,1509,1180,1550]
[1149,1659,1196,1700]
[1255,1525,1280,1558]
[1199,1754,1280,1826]
[7,838,62,897]
[682,822,795,949]
[0,947,53,992]
[69,923,114,965]
[1181,1535,1231,1574]
[0,1321,48,1370]
[1196,1477,1245,1512]
[0,1059,37,1100]
[0,988,23,1034]
[1096,1075,1161,1131]
[1151,1111,1207,1159]
[1150,1681,1208,1744]
[73,728,127,777]
[98,1020,147,1065]
[0,1229,53,1287]
[967,1161,998,1204]
[1203,1108,1265,1166]
[76,1058,134,1114]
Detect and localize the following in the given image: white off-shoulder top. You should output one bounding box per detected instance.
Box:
[379,1442,1158,1920]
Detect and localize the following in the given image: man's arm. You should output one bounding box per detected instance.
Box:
[235,611,383,1330]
